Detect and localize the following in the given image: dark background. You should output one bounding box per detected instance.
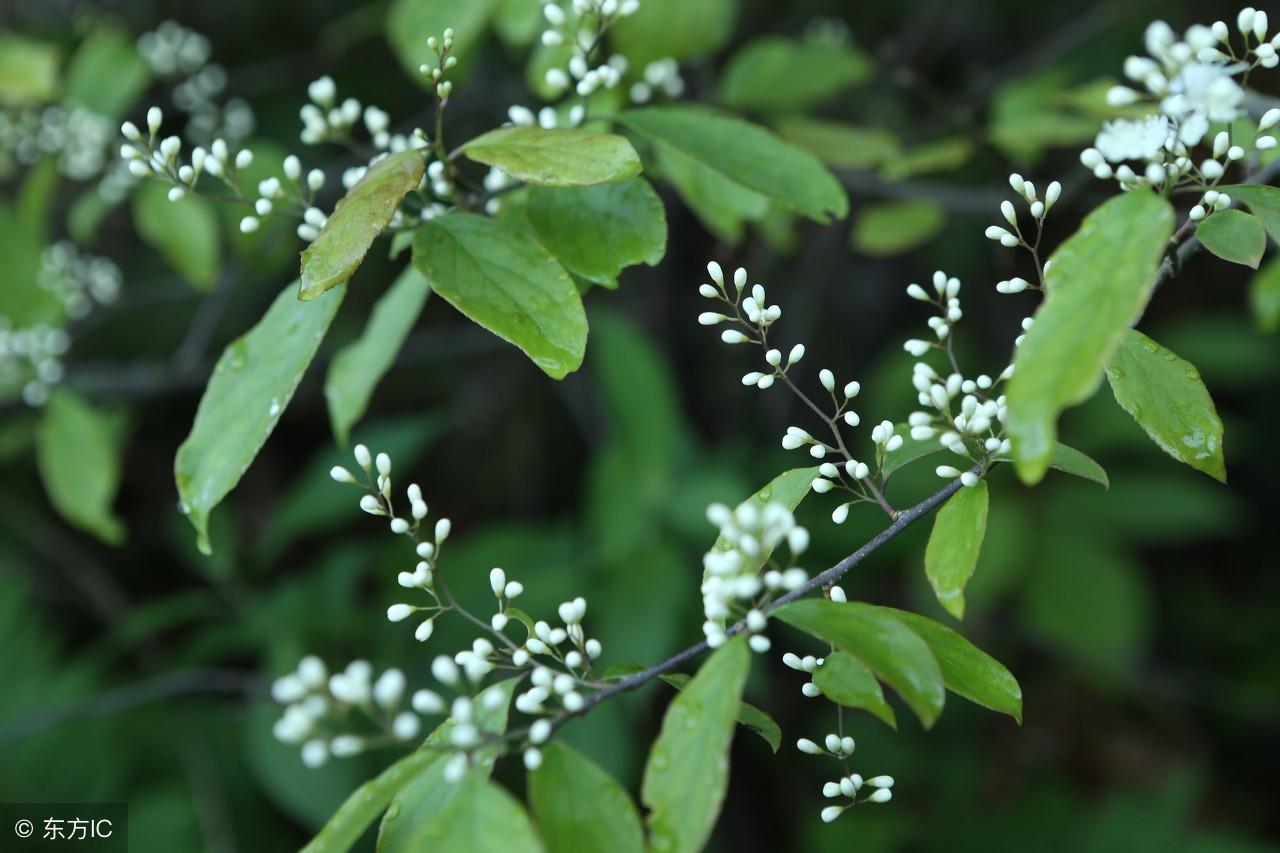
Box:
[2,0,1279,850]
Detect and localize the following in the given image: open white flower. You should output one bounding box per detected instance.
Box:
[1094,116,1171,162]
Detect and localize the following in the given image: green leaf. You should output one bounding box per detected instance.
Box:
[1105,329,1226,482]
[528,742,644,853]
[617,105,848,223]
[300,150,425,299]
[851,200,945,257]
[461,126,642,187]
[1047,443,1109,488]
[706,468,816,583]
[881,424,943,478]
[325,266,431,444]
[773,118,899,170]
[881,137,973,180]
[63,27,151,119]
[388,777,542,853]
[0,201,60,327]
[1250,255,1280,332]
[660,673,781,752]
[653,145,767,243]
[641,636,750,853]
[879,608,1023,723]
[609,0,736,67]
[1216,183,1280,243]
[720,36,871,114]
[775,599,945,727]
[36,390,125,545]
[1196,209,1266,268]
[924,480,989,620]
[526,178,666,283]
[386,0,498,85]
[1005,191,1174,484]
[411,212,587,379]
[132,181,221,290]
[0,33,61,106]
[379,679,517,850]
[812,651,897,728]
[299,748,441,853]
[175,282,345,554]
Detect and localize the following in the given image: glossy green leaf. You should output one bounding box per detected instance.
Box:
[0,33,61,106]
[720,36,872,114]
[132,181,221,290]
[325,266,431,444]
[411,212,587,379]
[706,468,817,583]
[924,480,989,620]
[660,673,781,752]
[378,680,517,850]
[300,748,441,853]
[852,200,946,257]
[526,178,666,283]
[617,105,848,223]
[63,27,150,118]
[642,636,750,853]
[389,777,542,853]
[654,145,768,243]
[36,390,125,545]
[1105,329,1226,482]
[1006,191,1174,484]
[175,282,345,554]
[1047,443,1109,488]
[528,742,644,853]
[1196,209,1265,268]
[609,0,736,67]
[300,150,425,299]
[812,651,897,728]
[1216,183,1280,243]
[461,126,642,187]
[773,118,899,170]
[775,599,945,727]
[880,608,1023,723]
[386,0,498,85]
[1250,255,1280,332]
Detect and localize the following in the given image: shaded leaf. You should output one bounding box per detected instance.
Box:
[720,36,871,114]
[1006,191,1174,483]
[175,282,345,554]
[852,200,945,257]
[1105,329,1226,482]
[36,390,125,545]
[642,636,750,853]
[300,749,440,853]
[1250,255,1280,332]
[526,178,666,283]
[1217,183,1280,243]
[132,181,221,290]
[411,212,587,379]
[660,673,781,752]
[528,742,644,853]
[924,480,989,620]
[462,126,642,187]
[812,651,897,728]
[610,0,736,67]
[387,777,542,853]
[300,150,425,299]
[1196,209,1265,268]
[882,424,943,478]
[1047,443,1109,488]
[0,33,61,106]
[386,0,498,85]
[773,118,899,170]
[63,27,150,118]
[654,145,768,242]
[325,266,431,444]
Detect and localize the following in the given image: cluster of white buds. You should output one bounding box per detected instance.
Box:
[271,656,428,767]
[38,241,121,319]
[420,29,460,101]
[120,107,254,202]
[701,501,810,651]
[541,1,638,97]
[298,75,364,145]
[696,261,904,524]
[983,174,1060,279]
[629,59,685,103]
[1081,12,1277,194]
[0,105,114,180]
[242,154,327,238]
[0,320,71,407]
[138,20,211,77]
[137,22,252,146]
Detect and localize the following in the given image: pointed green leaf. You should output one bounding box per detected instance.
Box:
[642,636,750,853]
[1196,209,1265,268]
[36,390,125,544]
[325,266,431,444]
[879,608,1022,723]
[528,742,644,853]
[924,480,989,620]
[300,150,425,300]
[300,748,441,853]
[526,178,666,283]
[132,181,221,290]
[175,282,345,554]
[812,651,897,728]
[653,144,768,243]
[411,212,587,379]
[388,777,542,853]
[1006,191,1174,484]
[720,36,872,114]
[461,126,642,187]
[617,105,848,223]
[1216,184,1280,243]
[1249,255,1280,332]
[1105,329,1226,482]
[775,600,946,727]
[660,673,782,752]
[1047,443,1109,488]
[63,27,150,119]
